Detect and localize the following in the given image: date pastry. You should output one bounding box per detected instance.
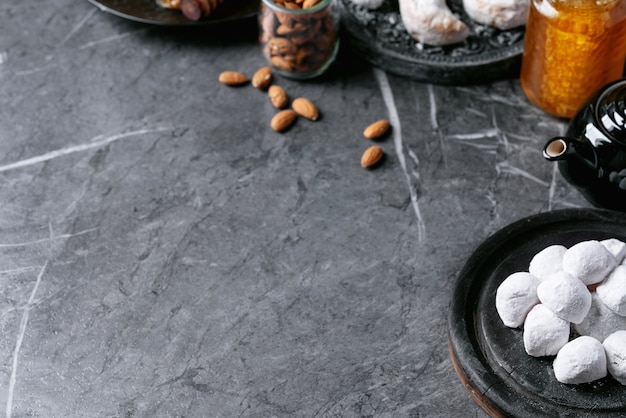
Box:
[156,0,223,20]
[180,0,224,20]
[462,0,529,30]
[398,0,470,46]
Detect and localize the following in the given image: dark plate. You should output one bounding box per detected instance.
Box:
[337,0,524,84]
[87,0,259,26]
[448,208,626,417]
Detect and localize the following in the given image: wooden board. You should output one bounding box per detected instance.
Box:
[448,208,626,417]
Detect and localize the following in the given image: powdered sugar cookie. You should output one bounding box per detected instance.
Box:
[603,330,626,385]
[553,336,607,384]
[523,304,570,357]
[496,272,540,328]
[601,238,626,264]
[573,292,626,341]
[562,240,617,285]
[537,271,591,324]
[528,245,566,281]
[596,265,626,316]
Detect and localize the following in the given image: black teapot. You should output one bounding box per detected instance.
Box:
[543,79,626,211]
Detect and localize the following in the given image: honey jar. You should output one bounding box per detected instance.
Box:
[520,0,626,118]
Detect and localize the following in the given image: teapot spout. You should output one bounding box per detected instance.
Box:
[543,137,569,161]
[543,136,598,171]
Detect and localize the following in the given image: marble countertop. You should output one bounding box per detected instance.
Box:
[0,1,591,416]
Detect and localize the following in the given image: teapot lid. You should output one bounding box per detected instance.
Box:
[595,79,626,146]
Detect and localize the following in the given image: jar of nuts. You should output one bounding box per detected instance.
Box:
[258,0,339,79]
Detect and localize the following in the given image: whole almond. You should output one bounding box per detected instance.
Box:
[218,71,249,86]
[271,109,297,132]
[361,145,384,168]
[252,66,273,89]
[268,85,289,109]
[363,119,390,139]
[292,97,319,121]
[302,0,321,8]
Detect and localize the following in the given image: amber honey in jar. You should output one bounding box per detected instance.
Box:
[520,0,626,118]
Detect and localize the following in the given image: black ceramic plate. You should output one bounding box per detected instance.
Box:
[337,0,524,84]
[87,0,259,25]
[448,208,626,417]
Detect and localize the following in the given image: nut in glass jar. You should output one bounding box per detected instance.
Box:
[259,0,340,79]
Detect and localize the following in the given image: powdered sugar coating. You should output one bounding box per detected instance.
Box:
[562,240,617,285]
[553,336,607,384]
[603,330,626,385]
[596,265,626,317]
[574,292,626,341]
[523,304,570,357]
[528,244,566,281]
[495,238,626,386]
[496,272,540,328]
[537,271,591,324]
[601,238,626,264]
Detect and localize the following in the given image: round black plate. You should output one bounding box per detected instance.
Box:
[337,0,525,84]
[449,208,626,417]
[87,0,259,26]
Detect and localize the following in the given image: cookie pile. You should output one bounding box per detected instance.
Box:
[496,238,626,385]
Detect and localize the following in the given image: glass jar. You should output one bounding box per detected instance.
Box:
[520,0,626,119]
[258,0,340,79]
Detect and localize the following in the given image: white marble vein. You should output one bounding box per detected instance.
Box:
[0,266,42,276]
[456,87,530,108]
[79,28,151,50]
[491,109,512,154]
[61,7,98,45]
[495,161,550,187]
[447,129,500,141]
[0,227,98,249]
[0,127,172,173]
[427,85,438,130]
[373,68,426,242]
[14,64,57,77]
[6,261,48,418]
[548,163,559,210]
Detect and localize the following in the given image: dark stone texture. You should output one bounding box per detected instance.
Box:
[0,1,588,416]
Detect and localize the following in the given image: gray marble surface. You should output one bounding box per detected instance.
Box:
[0,0,591,417]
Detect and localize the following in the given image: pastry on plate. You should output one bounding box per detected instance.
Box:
[398,0,470,46]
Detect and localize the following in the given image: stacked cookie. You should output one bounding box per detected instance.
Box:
[496,239,626,385]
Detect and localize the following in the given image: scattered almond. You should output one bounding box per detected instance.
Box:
[361,145,384,168]
[292,97,319,121]
[268,85,289,109]
[271,109,298,132]
[252,66,273,89]
[363,119,390,140]
[218,71,249,86]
